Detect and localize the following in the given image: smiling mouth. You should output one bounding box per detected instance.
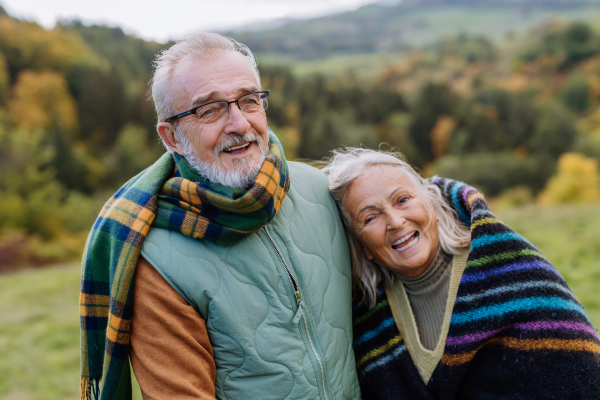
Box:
[223,142,251,153]
[392,231,420,252]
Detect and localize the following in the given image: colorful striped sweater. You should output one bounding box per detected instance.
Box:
[352,178,600,399]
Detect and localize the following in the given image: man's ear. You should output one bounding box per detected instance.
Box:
[157,122,184,155]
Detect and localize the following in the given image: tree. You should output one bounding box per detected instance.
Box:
[530,104,577,158]
[561,72,590,112]
[0,16,102,84]
[408,82,455,166]
[7,70,93,192]
[562,22,599,68]
[8,70,77,133]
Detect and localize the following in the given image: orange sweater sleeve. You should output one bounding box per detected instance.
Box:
[130,256,216,399]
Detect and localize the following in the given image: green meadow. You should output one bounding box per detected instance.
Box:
[496,202,600,328]
[0,265,142,399]
[0,202,598,399]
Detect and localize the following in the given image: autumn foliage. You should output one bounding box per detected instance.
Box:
[0,12,599,269]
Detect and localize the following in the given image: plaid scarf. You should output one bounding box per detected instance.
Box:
[80,131,289,400]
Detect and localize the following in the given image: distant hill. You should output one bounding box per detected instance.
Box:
[400,0,600,5]
[228,0,600,60]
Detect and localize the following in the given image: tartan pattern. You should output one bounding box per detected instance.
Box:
[80,132,289,400]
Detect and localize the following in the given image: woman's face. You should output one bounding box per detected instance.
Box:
[343,165,440,278]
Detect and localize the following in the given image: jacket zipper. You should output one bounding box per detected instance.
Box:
[262,227,329,400]
[262,226,301,305]
[302,313,329,400]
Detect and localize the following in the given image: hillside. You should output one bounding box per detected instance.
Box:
[229,1,600,59]
[2,6,600,268]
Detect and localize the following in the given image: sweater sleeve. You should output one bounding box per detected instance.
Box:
[130,256,216,400]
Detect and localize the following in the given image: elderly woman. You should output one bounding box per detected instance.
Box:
[323,148,600,399]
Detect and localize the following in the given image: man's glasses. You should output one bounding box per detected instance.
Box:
[165,90,269,124]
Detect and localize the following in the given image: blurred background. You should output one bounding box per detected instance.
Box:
[1,0,600,398]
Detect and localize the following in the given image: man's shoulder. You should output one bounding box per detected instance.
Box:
[287,161,331,195]
[288,161,327,183]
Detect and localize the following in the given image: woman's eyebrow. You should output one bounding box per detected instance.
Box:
[357,205,377,218]
[388,186,410,199]
[356,186,412,218]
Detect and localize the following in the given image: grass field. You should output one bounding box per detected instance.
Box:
[496,202,600,329]
[0,202,598,399]
[0,265,142,399]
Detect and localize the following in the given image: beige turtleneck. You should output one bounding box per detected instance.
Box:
[386,247,469,384]
[395,246,453,351]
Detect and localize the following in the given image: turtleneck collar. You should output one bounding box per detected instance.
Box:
[395,245,452,294]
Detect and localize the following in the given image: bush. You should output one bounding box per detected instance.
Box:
[561,73,590,112]
[573,131,600,160]
[539,152,600,204]
[491,186,534,212]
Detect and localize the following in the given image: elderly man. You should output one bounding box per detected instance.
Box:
[80,33,360,400]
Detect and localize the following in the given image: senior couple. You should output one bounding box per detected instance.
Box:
[80,33,600,400]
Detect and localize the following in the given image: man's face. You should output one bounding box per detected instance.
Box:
[163,51,269,186]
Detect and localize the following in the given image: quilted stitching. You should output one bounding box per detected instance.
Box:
[141,162,360,399]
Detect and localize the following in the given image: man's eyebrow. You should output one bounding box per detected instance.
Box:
[191,86,260,107]
[192,90,223,107]
[237,85,260,95]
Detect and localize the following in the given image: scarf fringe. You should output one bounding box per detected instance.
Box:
[80,131,289,399]
[80,377,100,400]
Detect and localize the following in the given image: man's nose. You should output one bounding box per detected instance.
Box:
[223,101,251,133]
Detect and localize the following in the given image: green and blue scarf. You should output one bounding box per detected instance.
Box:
[80,132,289,399]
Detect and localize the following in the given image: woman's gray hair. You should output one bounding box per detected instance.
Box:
[151,32,260,124]
[322,148,471,308]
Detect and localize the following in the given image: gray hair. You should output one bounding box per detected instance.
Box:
[152,32,261,124]
[322,148,471,307]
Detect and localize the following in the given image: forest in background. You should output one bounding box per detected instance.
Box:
[1,4,600,270]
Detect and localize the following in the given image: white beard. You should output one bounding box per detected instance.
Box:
[176,126,268,190]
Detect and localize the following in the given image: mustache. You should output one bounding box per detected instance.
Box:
[214,132,263,155]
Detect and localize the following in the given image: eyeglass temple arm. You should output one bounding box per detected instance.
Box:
[167,109,195,122]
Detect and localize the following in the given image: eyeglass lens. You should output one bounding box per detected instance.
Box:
[195,92,267,125]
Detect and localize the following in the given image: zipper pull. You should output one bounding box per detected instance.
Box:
[294,290,301,305]
[292,301,304,325]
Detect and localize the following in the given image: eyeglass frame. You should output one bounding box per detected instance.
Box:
[164,90,270,123]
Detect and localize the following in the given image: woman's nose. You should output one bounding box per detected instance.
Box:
[386,211,406,230]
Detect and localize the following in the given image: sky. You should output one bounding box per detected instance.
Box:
[1,0,381,43]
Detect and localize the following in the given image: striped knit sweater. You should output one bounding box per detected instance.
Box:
[352,178,600,399]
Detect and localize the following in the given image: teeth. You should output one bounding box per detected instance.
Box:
[393,232,415,246]
[224,142,250,152]
[392,232,419,252]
